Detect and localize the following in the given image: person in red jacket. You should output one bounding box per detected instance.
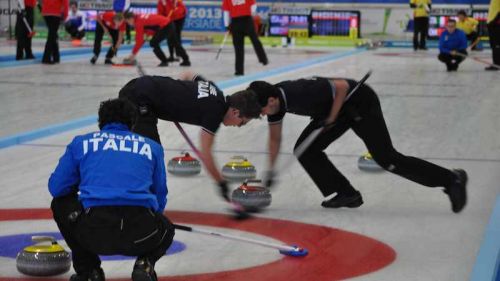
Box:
[15,0,36,60]
[222,0,268,76]
[157,0,187,62]
[41,0,69,64]
[124,11,190,67]
[90,11,125,65]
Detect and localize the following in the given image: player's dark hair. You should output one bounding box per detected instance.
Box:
[247,81,281,107]
[124,11,135,19]
[227,90,262,119]
[69,1,77,6]
[457,10,467,16]
[448,18,457,24]
[113,13,124,22]
[98,98,137,130]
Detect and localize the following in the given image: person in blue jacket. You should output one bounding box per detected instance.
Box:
[438,19,468,71]
[49,98,173,281]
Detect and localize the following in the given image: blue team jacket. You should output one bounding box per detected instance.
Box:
[439,29,468,54]
[48,123,167,213]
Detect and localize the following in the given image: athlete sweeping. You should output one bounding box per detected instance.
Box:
[118,73,262,202]
[237,75,468,213]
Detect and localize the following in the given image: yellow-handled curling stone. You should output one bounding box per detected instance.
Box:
[222,156,257,181]
[16,235,71,276]
[357,152,384,172]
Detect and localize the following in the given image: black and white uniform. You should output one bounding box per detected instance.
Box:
[119,75,227,144]
[268,77,456,197]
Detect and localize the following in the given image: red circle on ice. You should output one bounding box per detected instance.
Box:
[0,209,396,281]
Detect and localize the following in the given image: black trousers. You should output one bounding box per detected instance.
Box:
[466,32,479,49]
[65,22,85,39]
[167,18,185,58]
[413,17,429,50]
[42,16,61,63]
[438,50,467,70]
[51,193,174,275]
[126,23,132,43]
[93,24,119,59]
[295,84,455,197]
[150,23,189,63]
[488,14,500,66]
[230,16,268,75]
[15,7,34,60]
[118,79,162,144]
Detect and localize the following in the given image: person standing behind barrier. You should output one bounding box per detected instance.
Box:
[157,0,187,62]
[222,0,268,76]
[410,0,431,51]
[456,10,479,51]
[41,0,69,64]
[485,0,500,71]
[15,0,36,60]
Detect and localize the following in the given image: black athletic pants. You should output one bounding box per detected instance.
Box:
[15,7,34,60]
[151,23,189,63]
[51,193,174,275]
[167,18,185,58]
[466,32,479,49]
[413,16,429,50]
[295,84,455,197]
[230,16,268,75]
[65,22,85,39]
[93,24,119,59]
[42,16,61,63]
[488,14,500,66]
[438,50,467,70]
[118,79,162,144]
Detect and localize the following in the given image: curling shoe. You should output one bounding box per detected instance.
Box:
[69,268,105,281]
[104,58,114,65]
[179,60,191,66]
[157,61,168,67]
[321,191,363,208]
[90,56,97,65]
[444,169,467,213]
[132,258,157,281]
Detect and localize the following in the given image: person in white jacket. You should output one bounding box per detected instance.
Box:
[65,1,86,39]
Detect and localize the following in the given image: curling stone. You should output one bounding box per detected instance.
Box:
[221,156,256,181]
[357,152,384,172]
[167,152,201,176]
[16,236,71,276]
[231,180,271,212]
[122,57,137,65]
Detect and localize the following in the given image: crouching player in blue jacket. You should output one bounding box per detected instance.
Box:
[438,19,468,71]
[49,98,173,281]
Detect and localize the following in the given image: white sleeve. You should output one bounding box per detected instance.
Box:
[251,4,257,16]
[78,11,86,31]
[223,11,231,27]
[17,0,25,10]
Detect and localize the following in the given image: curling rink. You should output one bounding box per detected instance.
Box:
[0,42,499,280]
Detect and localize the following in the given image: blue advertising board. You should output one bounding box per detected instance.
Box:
[183,5,270,32]
[184,5,225,32]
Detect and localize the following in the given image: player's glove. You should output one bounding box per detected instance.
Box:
[263,170,276,189]
[218,180,230,202]
[20,9,26,17]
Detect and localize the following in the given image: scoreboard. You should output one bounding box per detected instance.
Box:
[311,10,360,37]
[269,10,361,38]
[269,14,309,37]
